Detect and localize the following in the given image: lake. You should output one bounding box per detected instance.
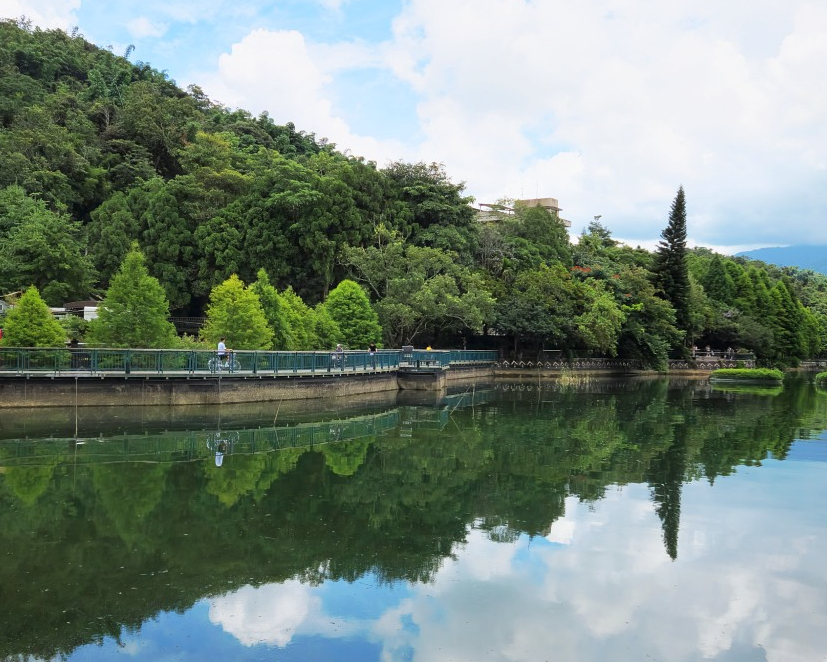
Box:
[1,376,826,661]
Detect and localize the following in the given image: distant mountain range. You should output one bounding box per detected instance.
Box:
[735,246,827,274]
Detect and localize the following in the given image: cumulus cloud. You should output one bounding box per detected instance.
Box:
[207,578,373,648]
[199,463,825,661]
[197,28,406,163]
[208,581,318,647]
[376,481,827,662]
[0,0,79,28]
[379,0,827,245]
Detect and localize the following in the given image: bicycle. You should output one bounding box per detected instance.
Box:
[206,431,239,467]
[330,351,347,370]
[208,351,240,373]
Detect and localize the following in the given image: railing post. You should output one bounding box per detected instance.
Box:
[252,351,258,375]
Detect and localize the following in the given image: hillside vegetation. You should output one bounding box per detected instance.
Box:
[2,18,827,367]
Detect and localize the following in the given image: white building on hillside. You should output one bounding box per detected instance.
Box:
[472,197,571,227]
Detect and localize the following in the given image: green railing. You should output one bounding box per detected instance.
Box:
[0,409,405,466]
[446,350,499,364]
[0,347,499,376]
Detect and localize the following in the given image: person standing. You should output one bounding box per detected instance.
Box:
[368,341,377,369]
[333,343,345,369]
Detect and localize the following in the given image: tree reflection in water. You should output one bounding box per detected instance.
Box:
[1,376,825,659]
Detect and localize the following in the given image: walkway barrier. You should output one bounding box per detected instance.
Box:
[0,347,499,377]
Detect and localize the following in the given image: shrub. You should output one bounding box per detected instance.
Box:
[710,368,783,382]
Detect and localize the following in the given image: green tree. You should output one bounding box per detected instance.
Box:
[312,304,342,349]
[382,161,477,259]
[494,264,578,353]
[86,191,141,288]
[250,269,294,350]
[278,286,317,350]
[767,280,805,365]
[0,185,96,305]
[200,275,273,350]
[0,286,66,347]
[653,187,690,349]
[701,254,735,305]
[504,203,572,268]
[344,240,493,346]
[575,281,626,356]
[86,247,177,348]
[323,280,382,349]
[614,267,683,369]
[140,185,194,311]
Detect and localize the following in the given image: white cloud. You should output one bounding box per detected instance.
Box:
[354,0,826,247]
[197,28,407,163]
[372,481,827,662]
[126,16,167,39]
[315,0,349,11]
[208,581,318,647]
[376,0,827,246]
[0,0,79,28]
[207,578,373,649]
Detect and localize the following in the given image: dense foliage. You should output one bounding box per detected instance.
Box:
[2,20,827,366]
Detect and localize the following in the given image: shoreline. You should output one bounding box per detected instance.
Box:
[0,367,725,408]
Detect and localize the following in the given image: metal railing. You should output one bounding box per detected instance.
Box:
[0,347,499,377]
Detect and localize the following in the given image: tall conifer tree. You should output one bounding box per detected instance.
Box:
[0,286,66,347]
[200,275,273,350]
[87,246,177,348]
[654,187,690,348]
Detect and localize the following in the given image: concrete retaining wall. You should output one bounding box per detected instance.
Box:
[0,373,399,408]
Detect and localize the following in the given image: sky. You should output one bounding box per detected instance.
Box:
[4,0,827,254]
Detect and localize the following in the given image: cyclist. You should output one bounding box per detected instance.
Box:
[215,440,227,467]
[217,337,231,369]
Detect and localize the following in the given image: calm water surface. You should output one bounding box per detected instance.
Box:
[1,377,826,662]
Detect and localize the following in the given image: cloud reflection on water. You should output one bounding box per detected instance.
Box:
[206,459,826,661]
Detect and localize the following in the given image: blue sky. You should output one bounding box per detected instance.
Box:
[5,0,827,253]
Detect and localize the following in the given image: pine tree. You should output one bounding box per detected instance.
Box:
[250,269,293,350]
[701,255,735,304]
[200,275,273,350]
[86,247,177,348]
[768,281,804,365]
[323,279,383,349]
[279,286,316,350]
[0,286,66,347]
[312,304,342,349]
[653,187,690,345]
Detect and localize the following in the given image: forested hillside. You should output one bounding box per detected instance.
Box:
[2,18,827,367]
